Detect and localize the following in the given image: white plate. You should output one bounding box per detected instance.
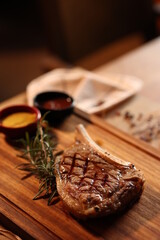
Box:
[26,67,143,116]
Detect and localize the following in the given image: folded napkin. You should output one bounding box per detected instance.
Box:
[27,67,142,115]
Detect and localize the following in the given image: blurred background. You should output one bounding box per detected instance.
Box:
[0,0,159,102]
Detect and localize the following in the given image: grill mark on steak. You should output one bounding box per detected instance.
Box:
[83,156,89,175]
[68,153,76,176]
[60,148,132,197]
[55,124,145,219]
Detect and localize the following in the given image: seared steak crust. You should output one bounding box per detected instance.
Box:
[55,125,144,219]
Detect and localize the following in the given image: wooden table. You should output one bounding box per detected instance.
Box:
[0,39,160,240]
[95,37,160,103]
[93,37,160,151]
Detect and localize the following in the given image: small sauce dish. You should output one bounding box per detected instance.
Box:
[0,105,41,138]
[34,91,74,125]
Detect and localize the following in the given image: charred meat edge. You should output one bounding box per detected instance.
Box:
[55,124,145,218]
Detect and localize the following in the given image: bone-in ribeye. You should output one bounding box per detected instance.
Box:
[55,124,144,218]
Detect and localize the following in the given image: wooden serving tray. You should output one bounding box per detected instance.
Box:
[0,115,160,240]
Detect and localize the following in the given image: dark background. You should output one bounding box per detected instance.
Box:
[0,0,158,101]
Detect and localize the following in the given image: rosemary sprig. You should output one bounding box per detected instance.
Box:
[17,116,63,205]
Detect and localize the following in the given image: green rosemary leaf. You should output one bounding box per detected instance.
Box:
[25,132,30,147]
[17,117,63,205]
[41,111,50,122]
[48,189,57,206]
[33,184,48,200]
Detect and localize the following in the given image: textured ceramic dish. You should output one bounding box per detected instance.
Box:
[0,105,41,138]
[34,91,74,125]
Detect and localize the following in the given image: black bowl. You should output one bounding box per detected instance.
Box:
[34,91,74,125]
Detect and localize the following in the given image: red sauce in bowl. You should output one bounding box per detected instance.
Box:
[41,97,72,110]
[34,91,74,124]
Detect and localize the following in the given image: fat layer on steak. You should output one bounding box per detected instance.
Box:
[55,124,145,218]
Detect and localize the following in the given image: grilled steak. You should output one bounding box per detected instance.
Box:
[55,124,144,219]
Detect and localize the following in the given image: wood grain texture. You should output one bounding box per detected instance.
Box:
[90,114,160,160]
[0,195,59,240]
[0,114,160,240]
[1,38,160,238]
[93,37,160,153]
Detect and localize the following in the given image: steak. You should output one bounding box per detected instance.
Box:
[55,124,145,219]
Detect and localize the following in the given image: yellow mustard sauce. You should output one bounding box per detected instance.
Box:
[2,112,36,128]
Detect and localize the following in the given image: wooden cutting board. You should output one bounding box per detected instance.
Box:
[0,115,160,240]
